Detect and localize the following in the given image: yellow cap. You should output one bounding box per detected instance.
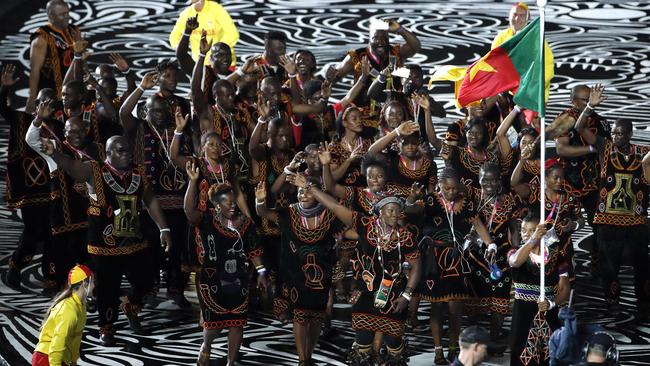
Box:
[68,265,93,285]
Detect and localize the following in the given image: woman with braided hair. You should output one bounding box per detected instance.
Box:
[328,106,374,187]
[184,162,266,366]
[255,174,347,366]
[405,167,494,364]
[289,174,421,366]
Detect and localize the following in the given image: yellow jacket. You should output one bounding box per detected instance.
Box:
[169,1,239,66]
[35,294,86,366]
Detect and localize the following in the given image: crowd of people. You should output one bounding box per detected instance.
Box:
[0,0,640,365]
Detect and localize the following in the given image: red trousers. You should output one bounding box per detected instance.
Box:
[32,351,71,366]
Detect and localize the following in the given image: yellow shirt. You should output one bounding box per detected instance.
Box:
[169,1,239,66]
[491,27,555,100]
[35,294,86,366]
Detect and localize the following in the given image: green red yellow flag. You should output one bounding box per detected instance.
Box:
[457,17,553,114]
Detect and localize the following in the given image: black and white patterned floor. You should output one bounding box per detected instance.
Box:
[1,1,650,365]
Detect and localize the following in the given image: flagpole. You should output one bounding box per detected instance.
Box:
[537,0,547,303]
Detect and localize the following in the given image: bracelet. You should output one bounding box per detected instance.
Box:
[183,30,191,36]
[573,221,580,231]
[395,129,402,137]
[198,52,206,58]
[588,145,596,153]
[513,105,521,113]
[160,228,171,233]
[288,72,297,78]
[377,75,386,84]
[548,300,556,310]
[122,68,131,75]
[487,243,498,252]
[257,116,268,124]
[401,292,412,302]
[586,103,594,110]
[255,198,266,205]
[137,85,145,93]
[283,166,296,175]
[255,264,265,270]
[173,130,183,136]
[235,68,245,77]
[257,267,267,275]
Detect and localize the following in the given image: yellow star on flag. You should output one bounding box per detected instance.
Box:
[469,54,496,81]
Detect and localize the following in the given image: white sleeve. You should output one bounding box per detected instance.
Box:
[25,123,58,172]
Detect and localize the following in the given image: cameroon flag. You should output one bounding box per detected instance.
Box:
[457,17,553,114]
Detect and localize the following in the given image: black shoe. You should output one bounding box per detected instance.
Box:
[100,332,115,346]
[170,292,192,309]
[6,266,21,289]
[126,313,143,334]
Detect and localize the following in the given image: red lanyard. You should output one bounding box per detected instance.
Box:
[104,160,128,180]
[63,141,94,161]
[545,194,562,223]
[367,47,381,65]
[400,155,417,170]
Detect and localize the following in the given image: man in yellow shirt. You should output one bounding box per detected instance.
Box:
[491,2,554,99]
[169,0,239,66]
[33,265,94,366]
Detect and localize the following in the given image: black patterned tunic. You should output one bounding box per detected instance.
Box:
[195,212,261,330]
[445,145,511,189]
[350,213,418,338]
[384,150,437,197]
[420,192,477,302]
[466,187,524,314]
[274,205,345,323]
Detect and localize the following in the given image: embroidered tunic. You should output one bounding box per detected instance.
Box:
[50,142,104,235]
[384,150,437,197]
[466,188,524,314]
[350,213,418,338]
[420,192,477,302]
[274,206,345,323]
[329,138,373,187]
[558,108,610,198]
[195,212,261,329]
[593,140,649,226]
[86,162,149,256]
[446,145,511,189]
[31,24,80,99]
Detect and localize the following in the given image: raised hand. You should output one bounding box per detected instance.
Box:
[40,138,55,156]
[185,15,199,33]
[396,120,420,137]
[174,106,189,133]
[325,65,337,82]
[287,172,308,188]
[140,71,158,90]
[520,143,534,161]
[109,53,130,73]
[257,97,271,119]
[360,56,371,78]
[83,73,100,90]
[241,55,261,74]
[71,29,88,54]
[413,93,430,110]
[0,64,20,87]
[255,182,267,202]
[349,144,364,162]
[386,19,401,33]
[199,29,212,55]
[318,142,332,165]
[588,84,606,108]
[320,80,332,100]
[36,98,53,120]
[279,55,297,75]
[288,151,306,171]
[186,160,200,181]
